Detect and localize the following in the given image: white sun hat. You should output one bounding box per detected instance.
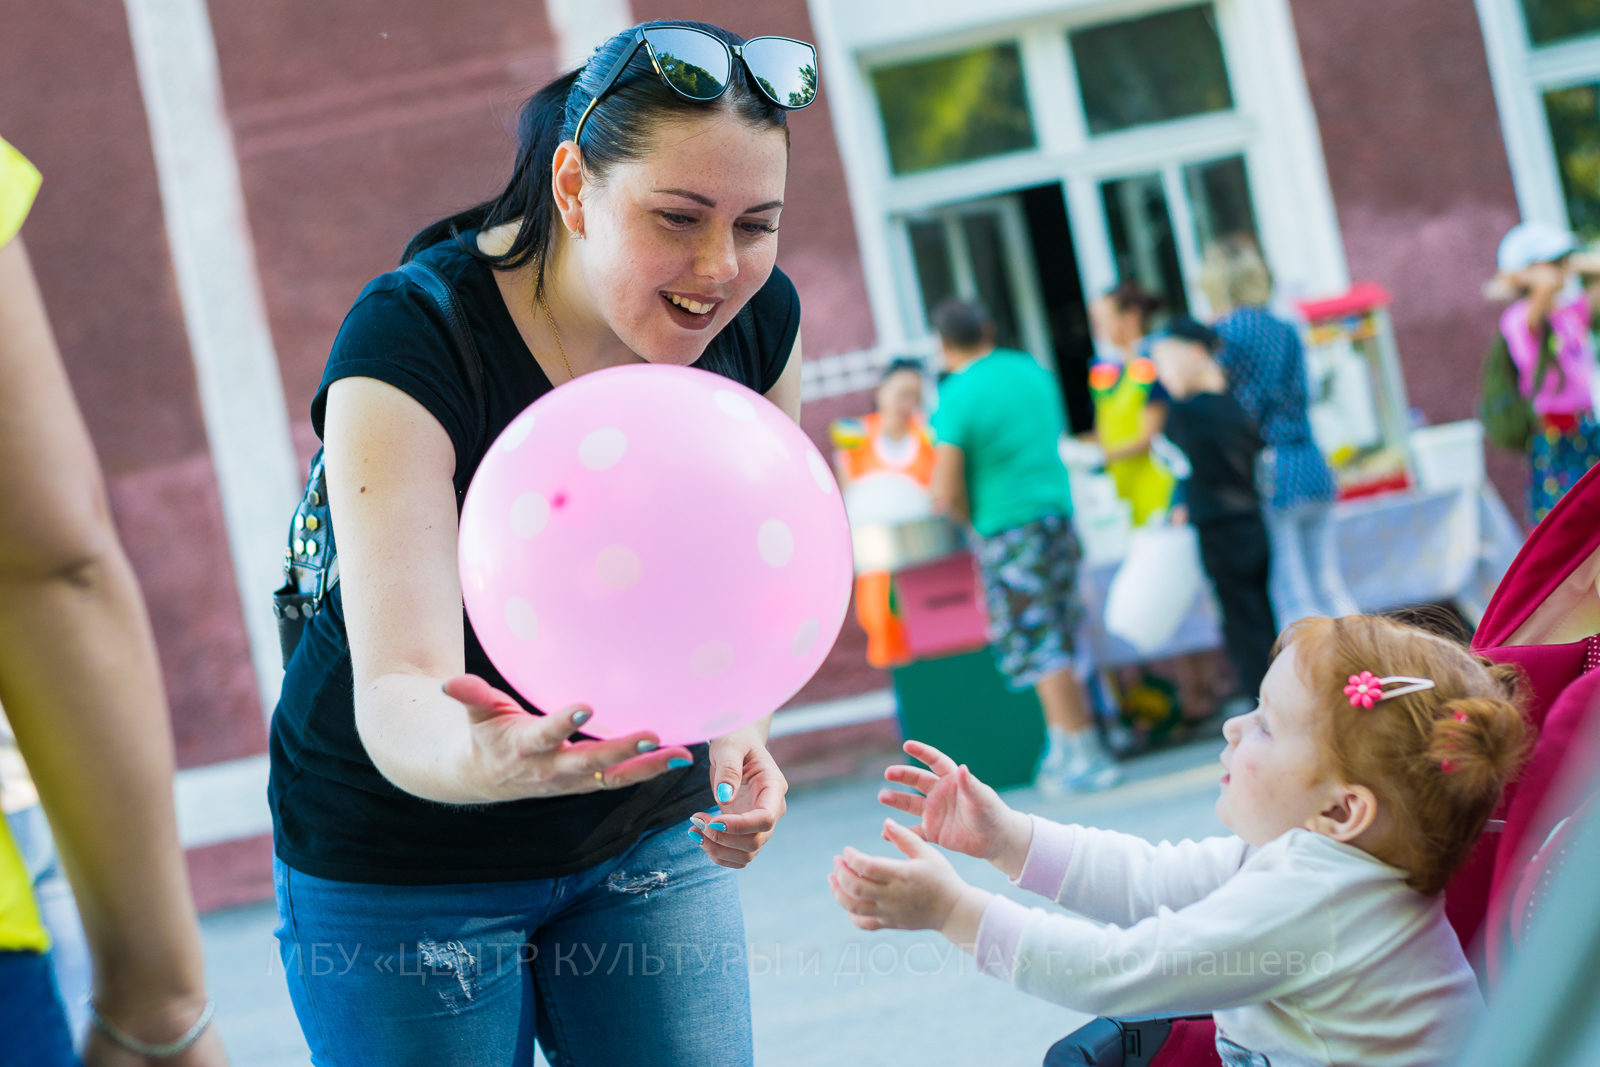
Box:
[1497,221,1578,273]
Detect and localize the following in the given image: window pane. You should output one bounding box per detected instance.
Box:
[1071,4,1233,135]
[909,220,957,326]
[1544,82,1600,241]
[961,214,1023,351]
[871,44,1035,174]
[1521,0,1600,45]
[1102,173,1188,318]
[1184,155,1259,253]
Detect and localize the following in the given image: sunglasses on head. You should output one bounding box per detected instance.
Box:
[573,25,819,146]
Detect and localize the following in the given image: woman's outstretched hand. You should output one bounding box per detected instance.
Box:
[879,740,1033,877]
[443,674,694,801]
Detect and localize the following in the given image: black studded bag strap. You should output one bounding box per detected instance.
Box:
[273,261,488,668]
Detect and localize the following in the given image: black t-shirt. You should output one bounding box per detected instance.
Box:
[1162,391,1264,527]
[270,233,801,884]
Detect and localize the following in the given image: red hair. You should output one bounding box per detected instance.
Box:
[1281,616,1530,894]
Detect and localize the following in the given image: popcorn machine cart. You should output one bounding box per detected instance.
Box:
[1294,282,1417,498]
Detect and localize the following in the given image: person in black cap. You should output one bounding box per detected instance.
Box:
[1150,317,1276,711]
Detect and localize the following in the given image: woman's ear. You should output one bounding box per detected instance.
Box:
[551,142,587,239]
[1310,783,1378,844]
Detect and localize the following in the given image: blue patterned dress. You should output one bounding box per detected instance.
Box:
[1213,306,1337,511]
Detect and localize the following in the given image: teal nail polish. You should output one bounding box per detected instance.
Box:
[689,830,704,843]
[667,757,693,770]
[709,822,727,832]
[716,783,734,803]
[571,709,592,726]
[636,740,658,754]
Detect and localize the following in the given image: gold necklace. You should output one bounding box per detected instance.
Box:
[537,293,576,382]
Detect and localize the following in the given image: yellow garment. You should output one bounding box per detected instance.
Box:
[0,819,48,953]
[0,136,49,953]
[1091,357,1174,526]
[1,136,42,247]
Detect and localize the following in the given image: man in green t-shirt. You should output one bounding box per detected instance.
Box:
[929,299,1118,794]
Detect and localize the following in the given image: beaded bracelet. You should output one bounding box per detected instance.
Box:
[87,998,215,1058]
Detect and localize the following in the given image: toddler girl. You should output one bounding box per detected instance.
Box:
[831,614,1528,1066]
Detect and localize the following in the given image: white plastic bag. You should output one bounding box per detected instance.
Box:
[1103,524,1204,655]
[842,472,935,528]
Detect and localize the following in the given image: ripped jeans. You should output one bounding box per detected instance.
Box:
[273,822,751,1066]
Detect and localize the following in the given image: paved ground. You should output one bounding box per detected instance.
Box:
[202,735,1228,1067]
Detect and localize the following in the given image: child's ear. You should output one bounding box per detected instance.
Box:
[1310,783,1378,844]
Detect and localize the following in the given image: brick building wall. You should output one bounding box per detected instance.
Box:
[1289,0,1527,507]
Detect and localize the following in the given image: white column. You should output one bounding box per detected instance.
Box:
[546,0,635,71]
[808,0,910,348]
[1474,0,1566,226]
[124,0,300,724]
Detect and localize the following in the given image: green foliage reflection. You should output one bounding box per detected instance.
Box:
[1521,0,1600,45]
[871,44,1034,174]
[1071,4,1232,135]
[653,50,722,99]
[1544,83,1600,241]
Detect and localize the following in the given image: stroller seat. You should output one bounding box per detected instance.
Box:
[1044,465,1600,1066]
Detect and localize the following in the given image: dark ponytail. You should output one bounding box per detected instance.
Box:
[402,20,789,295]
[400,68,580,272]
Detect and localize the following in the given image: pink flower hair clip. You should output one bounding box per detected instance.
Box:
[1344,671,1436,708]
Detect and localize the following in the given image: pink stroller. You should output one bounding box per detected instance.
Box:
[1046,466,1600,1065]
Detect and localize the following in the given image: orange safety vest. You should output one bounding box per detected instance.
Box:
[833,414,938,668]
[834,413,938,484]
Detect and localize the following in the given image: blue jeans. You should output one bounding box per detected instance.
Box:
[7,804,90,1040]
[274,822,752,1066]
[0,949,80,1066]
[1263,502,1357,626]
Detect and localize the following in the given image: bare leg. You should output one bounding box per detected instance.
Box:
[1034,666,1094,733]
[1033,666,1119,793]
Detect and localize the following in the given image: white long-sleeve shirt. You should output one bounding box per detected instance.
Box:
[974,818,1482,1066]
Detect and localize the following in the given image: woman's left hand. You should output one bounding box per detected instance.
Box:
[692,725,788,869]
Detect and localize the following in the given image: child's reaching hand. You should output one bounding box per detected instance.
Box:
[879,740,1034,879]
[829,819,989,942]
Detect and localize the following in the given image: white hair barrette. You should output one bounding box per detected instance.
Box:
[1343,671,1435,708]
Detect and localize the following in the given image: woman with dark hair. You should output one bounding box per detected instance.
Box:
[269,21,817,1065]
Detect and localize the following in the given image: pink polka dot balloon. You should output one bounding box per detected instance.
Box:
[458,364,853,745]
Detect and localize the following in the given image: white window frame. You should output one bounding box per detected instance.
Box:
[807,0,1348,349]
[893,195,1055,366]
[1476,0,1600,229]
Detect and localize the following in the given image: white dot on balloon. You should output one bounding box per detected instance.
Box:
[596,545,642,590]
[498,416,535,452]
[505,598,539,642]
[792,618,820,657]
[701,711,742,737]
[807,451,836,494]
[510,492,550,538]
[690,641,734,678]
[579,428,628,470]
[758,520,794,567]
[714,390,756,421]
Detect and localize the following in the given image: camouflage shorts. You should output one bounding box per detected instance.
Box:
[973,513,1084,689]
